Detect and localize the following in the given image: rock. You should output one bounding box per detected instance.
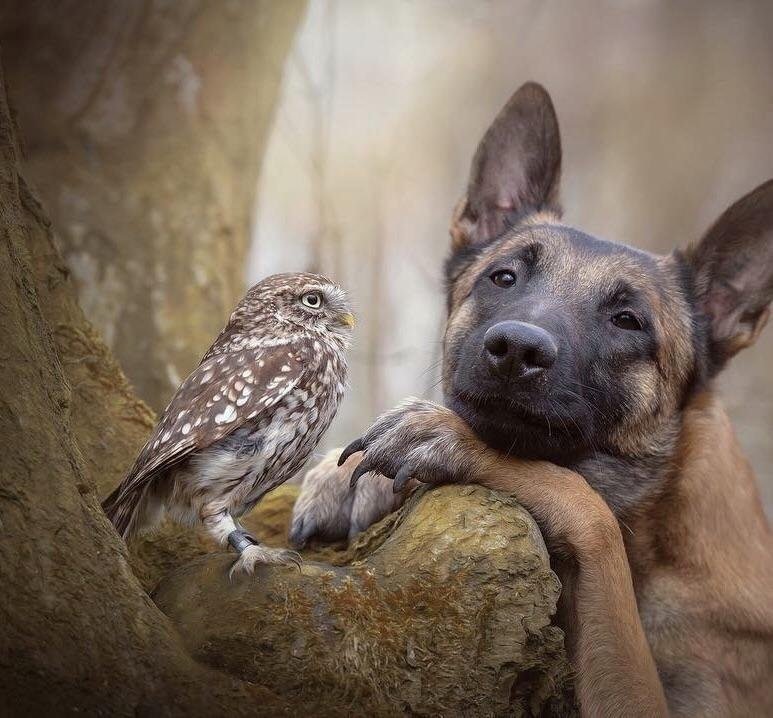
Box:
[154,485,577,717]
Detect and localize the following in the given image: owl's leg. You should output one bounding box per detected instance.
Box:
[201,505,301,578]
[201,507,243,545]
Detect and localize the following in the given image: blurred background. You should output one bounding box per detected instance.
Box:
[2,0,772,512]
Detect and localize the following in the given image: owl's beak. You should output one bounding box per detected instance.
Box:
[339,312,356,329]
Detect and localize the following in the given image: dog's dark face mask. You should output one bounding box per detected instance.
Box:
[443,224,693,463]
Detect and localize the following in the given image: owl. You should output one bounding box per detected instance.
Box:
[102,272,353,576]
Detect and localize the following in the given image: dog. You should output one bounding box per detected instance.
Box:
[290,83,773,716]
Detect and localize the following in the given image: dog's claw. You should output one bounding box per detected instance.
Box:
[339,438,365,466]
[350,458,374,487]
[393,464,412,494]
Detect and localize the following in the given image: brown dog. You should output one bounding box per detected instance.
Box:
[290,83,773,716]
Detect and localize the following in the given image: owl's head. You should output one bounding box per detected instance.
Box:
[236,272,355,340]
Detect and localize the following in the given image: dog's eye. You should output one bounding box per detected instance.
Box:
[611,311,643,331]
[490,270,516,288]
[301,292,323,309]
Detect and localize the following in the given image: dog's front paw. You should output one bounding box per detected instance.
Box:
[289,449,356,548]
[339,397,484,493]
[289,448,407,548]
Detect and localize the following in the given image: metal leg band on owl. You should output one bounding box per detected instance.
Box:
[227,529,259,554]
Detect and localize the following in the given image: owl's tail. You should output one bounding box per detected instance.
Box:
[102,484,163,541]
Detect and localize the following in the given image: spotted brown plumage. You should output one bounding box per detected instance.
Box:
[102,272,353,575]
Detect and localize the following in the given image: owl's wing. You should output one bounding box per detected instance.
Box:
[104,340,309,512]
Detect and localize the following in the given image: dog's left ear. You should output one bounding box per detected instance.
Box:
[683,179,773,373]
[450,82,562,252]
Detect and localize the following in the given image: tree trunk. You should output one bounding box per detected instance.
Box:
[0,0,306,410]
[0,60,282,718]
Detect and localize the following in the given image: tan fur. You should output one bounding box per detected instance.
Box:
[441,200,773,714]
[624,394,773,715]
[467,394,773,716]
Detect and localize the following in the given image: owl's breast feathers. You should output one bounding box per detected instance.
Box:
[104,332,347,523]
[241,336,348,487]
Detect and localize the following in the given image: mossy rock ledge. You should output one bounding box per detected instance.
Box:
[152,485,577,716]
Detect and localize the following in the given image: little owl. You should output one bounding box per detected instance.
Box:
[102,272,354,575]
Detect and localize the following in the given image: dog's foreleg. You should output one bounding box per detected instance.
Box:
[477,460,669,717]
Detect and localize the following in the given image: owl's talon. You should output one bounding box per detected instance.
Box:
[339,438,365,466]
[229,544,305,578]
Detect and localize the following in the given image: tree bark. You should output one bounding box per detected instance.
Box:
[0,0,306,410]
[0,59,285,717]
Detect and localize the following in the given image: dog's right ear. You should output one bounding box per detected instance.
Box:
[450,82,562,251]
[682,179,773,374]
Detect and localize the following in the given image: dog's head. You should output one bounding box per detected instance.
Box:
[443,83,773,464]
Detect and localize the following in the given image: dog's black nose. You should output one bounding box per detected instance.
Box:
[483,321,557,380]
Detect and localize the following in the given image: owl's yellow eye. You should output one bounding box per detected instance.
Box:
[301,292,323,309]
